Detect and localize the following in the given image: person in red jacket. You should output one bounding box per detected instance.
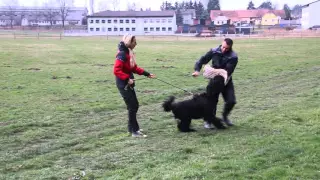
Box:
[113,34,155,138]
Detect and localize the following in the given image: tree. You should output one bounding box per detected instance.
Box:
[110,0,120,11]
[291,4,302,18]
[188,0,194,9]
[247,1,255,10]
[283,4,291,20]
[2,0,19,28]
[56,0,73,28]
[43,0,60,26]
[207,0,220,12]
[127,2,136,11]
[258,1,274,10]
[89,0,94,14]
[176,8,183,25]
[195,1,205,19]
[98,1,109,11]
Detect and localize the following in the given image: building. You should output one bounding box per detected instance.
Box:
[87,11,177,35]
[261,13,281,26]
[210,9,285,26]
[0,6,87,27]
[301,0,320,29]
[212,15,229,25]
[180,9,196,25]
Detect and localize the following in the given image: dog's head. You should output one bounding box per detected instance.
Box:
[210,75,225,92]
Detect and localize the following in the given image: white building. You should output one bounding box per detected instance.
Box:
[180,9,196,25]
[301,0,320,29]
[213,16,229,25]
[87,11,177,35]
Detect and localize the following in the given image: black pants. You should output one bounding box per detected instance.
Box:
[118,86,140,133]
[206,78,236,120]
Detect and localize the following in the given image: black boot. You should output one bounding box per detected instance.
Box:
[223,116,234,126]
[222,102,235,126]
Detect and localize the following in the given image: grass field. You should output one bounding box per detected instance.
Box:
[0,37,320,179]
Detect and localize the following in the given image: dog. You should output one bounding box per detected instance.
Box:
[162,76,227,132]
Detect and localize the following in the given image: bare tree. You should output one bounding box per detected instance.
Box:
[2,0,19,28]
[110,0,120,11]
[56,0,73,28]
[89,0,94,14]
[127,2,136,11]
[43,0,60,27]
[98,1,109,11]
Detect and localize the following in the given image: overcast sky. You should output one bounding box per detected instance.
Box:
[1,0,309,10]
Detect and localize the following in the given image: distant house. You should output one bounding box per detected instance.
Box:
[213,15,229,25]
[210,9,285,26]
[261,13,281,26]
[180,9,195,25]
[87,11,177,35]
[301,0,320,29]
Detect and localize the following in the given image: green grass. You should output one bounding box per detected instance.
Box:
[0,37,319,179]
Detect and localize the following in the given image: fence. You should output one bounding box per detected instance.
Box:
[1,29,320,41]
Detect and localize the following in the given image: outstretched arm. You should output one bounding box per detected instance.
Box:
[194,49,214,72]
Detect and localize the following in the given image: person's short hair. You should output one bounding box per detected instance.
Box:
[224,38,233,47]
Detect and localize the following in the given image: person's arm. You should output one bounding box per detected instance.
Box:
[132,64,151,77]
[194,49,214,72]
[224,56,238,77]
[113,51,130,80]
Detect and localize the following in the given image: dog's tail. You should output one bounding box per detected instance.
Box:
[163,96,175,112]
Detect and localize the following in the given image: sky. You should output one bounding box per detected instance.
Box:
[1,0,310,11]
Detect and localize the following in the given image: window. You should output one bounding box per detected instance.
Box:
[126,27,130,31]
[156,27,160,31]
[102,20,105,23]
[144,27,148,31]
[90,28,94,31]
[114,19,117,23]
[132,20,135,23]
[132,28,136,31]
[150,27,154,31]
[95,20,99,23]
[162,19,166,23]
[90,20,93,23]
[114,28,118,31]
[156,19,160,23]
[144,19,148,23]
[168,19,172,23]
[162,27,166,31]
[126,19,129,23]
[108,28,112,31]
[120,28,123,31]
[108,20,111,23]
[168,27,172,31]
[96,28,100,31]
[120,20,123,23]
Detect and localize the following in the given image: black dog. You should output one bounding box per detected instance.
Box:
[162,76,226,132]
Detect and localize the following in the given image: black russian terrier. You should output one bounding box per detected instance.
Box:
[162,75,226,132]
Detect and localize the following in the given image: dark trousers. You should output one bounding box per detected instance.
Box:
[206,78,236,120]
[118,86,140,133]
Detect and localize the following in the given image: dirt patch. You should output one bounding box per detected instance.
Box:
[141,90,156,94]
[94,80,110,83]
[161,65,176,69]
[52,76,72,79]
[22,68,41,71]
[0,122,10,127]
[156,58,173,62]
[93,64,109,67]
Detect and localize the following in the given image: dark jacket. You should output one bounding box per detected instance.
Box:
[113,41,150,88]
[194,45,238,77]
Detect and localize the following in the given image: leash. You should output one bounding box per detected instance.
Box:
[125,77,194,95]
[154,77,194,95]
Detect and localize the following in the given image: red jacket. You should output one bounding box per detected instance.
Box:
[113,42,150,88]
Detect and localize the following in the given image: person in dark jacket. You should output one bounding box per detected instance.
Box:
[113,34,155,138]
[192,38,238,128]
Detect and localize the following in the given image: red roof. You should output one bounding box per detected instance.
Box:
[210,9,285,20]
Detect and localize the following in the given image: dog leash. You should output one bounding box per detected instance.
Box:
[125,77,194,95]
[154,77,194,95]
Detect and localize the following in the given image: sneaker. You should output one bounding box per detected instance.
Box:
[223,117,234,126]
[132,131,147,138]
[204,122,214,129]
